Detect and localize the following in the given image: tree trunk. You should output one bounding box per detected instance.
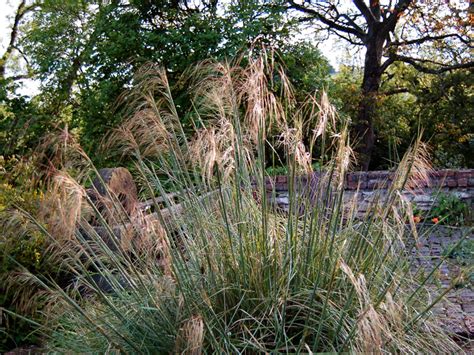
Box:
[355,31,384,170]
[0,0,26,80]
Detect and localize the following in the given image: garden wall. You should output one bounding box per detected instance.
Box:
[260,169,474,216]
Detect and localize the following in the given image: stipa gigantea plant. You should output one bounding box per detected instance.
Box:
[5,52,467,353]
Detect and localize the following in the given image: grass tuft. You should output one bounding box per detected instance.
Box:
[3,52,463,353]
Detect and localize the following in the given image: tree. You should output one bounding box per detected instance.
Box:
[0,1,44,156]
[279,41,333,100]
[414,69,474,168]
[16,0,293,160]
[329,62,474,169]
[0,0,38,82]
[285,0,473,169]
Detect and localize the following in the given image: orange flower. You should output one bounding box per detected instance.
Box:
[432,217,439,224]
[413,216,421,223]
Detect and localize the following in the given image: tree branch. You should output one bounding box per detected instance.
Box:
[0,1,39,79]
[390,54,474,74]
[1,0,26,78]
[353,0,376,24]
[12,45,30,66]
[369,0,381,21]
[5,1,26,56]
[288,1,365,38]
[381,0,413,36]
[6,74,31,81]
[390,33,472,47]
[332,30,365,46]
[380,57,395,73]
[342,13,365,34]
[382,87,410,96]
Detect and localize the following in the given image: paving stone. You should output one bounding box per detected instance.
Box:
[464,316,474,335]
[462,303,474,314]
[457,289,474,302]
[408,227,474,340]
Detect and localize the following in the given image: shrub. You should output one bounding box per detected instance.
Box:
[0,155,45,351]
[442,238,474,289]
[5,55,463,353]
[443,239,474,265]
[0,143,87,352]
[430,193,470,226]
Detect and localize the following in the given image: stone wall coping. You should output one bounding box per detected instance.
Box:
[261,169,474,191]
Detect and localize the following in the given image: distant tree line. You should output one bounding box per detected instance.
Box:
[1,0,472,169]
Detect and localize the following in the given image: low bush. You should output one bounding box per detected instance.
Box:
[0,143,87,352]
[430,193,471,226]
[0,155,45,351]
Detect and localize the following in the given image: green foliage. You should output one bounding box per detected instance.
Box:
[376,65,474,169]
[411,202,422,219]
[2,0,471,169]
[0,155,73,352]
[442,238,473,288]
[0,155,42,213]
[411,193,470,226]
[328,65,362,119]
[442,239,474,264]
[430,193,470,226]
[265,164,289,176]
[328,63,474,169]
[265,162,321,176]
[415,70,474,168]
[0,87,52,157]
[12,0,295,161]
[279,41,333,98]
[0,156,45,351]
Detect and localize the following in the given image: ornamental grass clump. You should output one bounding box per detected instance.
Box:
[7,53,465,353]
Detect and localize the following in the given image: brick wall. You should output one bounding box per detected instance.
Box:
[344,170,474,190]
[262,170,474,190]
[258,169,474,215]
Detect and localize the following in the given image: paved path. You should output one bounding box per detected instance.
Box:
[410,226,473,348]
